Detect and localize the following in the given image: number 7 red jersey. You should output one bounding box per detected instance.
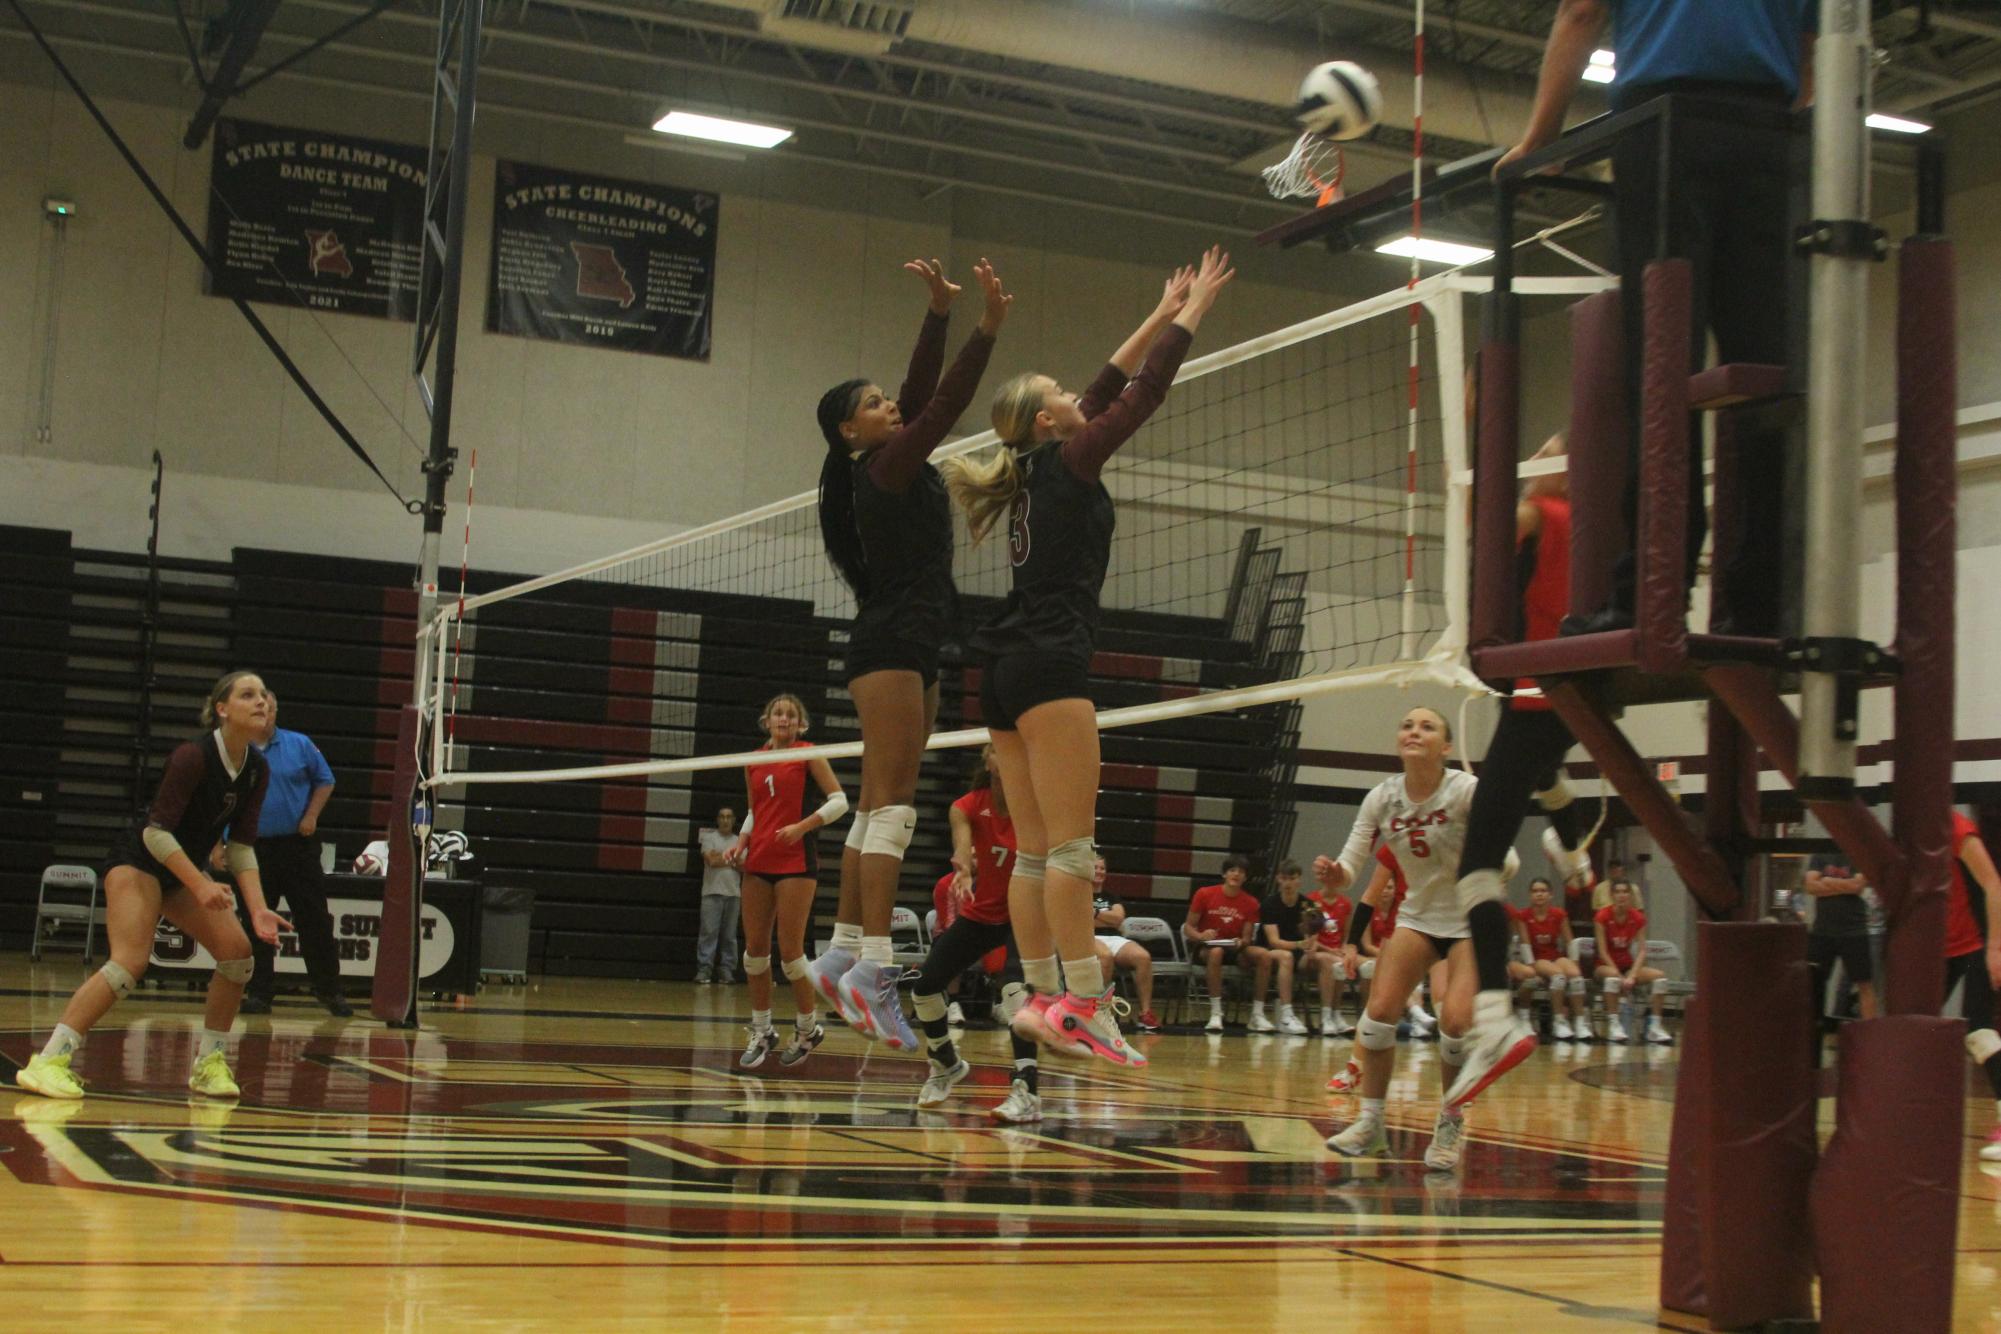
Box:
[950,788,1016,925]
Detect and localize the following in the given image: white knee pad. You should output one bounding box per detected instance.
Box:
[1502,847,1522,882]
[1650,978,1672,999]
[1534,775,1575,812]
[1356,1014,1399,1051]
[860,804,916,859]
[1969,1028,2001,1064]
[780,956,811,981]
[1013,852,1046,882]
[1046,837,1097,881]
[1603,975,1624,996]
[742,953,772,976]
[913,992,947,1022]
[844,808,874,852]
[1456,868,1505,915]
[215,956,254,985]
[1567,976,1588,997]
[98,960,136,1000]
[1439,1032,1469,1064]
[1359,959,1377,981]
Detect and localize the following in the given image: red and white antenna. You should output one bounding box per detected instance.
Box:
[1400,0,1426,656]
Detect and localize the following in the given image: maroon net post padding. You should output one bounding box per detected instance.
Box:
[1662,921,1818,1327]
[1471,337,1522,655]
[370,703,422,1025]
[1887,235,1958,1015]
[1810,1016,1966,1332]
[1566,291,1627,621]
[1635,260,1693,675]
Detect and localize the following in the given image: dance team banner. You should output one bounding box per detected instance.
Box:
[486,159,718,360]
[203,118,427,320]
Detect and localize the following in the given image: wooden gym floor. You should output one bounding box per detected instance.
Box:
[0,957,1994,1331]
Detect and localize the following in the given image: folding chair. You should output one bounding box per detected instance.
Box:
[33,865,103,963]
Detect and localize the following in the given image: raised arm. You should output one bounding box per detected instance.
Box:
[869,260,1010,492]
[894,259,959,420]
[1061,248,1231,482]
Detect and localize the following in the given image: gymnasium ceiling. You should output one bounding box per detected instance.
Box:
[6,1,2001,238]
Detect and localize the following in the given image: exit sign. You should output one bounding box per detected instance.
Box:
[1656,760,1681,783]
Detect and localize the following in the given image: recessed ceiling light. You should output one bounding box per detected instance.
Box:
[1866,112,1932,134]
[1375,235,1494,266]
[651,110,793,149]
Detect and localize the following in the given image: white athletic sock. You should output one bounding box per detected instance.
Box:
[1023,956,1061,994]
[1359,1097,1385,1120]
[196,1028,229,1061]
[751,1008,773,1032]
[42,1024,82,1060]
[796,1010,818,1032]
[860,935,893,966]
[1062,956,1103,1000]
[830,922,863,951]
[1209,997,1223,1014]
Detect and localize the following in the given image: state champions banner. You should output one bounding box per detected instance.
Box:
[204,118,426,319]
[487,160,717,360]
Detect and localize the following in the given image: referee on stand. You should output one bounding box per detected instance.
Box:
[237,688,351,1017]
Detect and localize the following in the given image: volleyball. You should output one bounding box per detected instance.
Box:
[352,840,389,875]
[1292,60,1382,141]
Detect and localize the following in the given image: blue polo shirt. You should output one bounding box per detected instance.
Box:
[253,727,335,837]
[1611,0,1814,101]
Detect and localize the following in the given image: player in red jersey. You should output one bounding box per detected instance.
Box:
[734,693,849,1070]
[1943,812,2001,1162]
[930,869,1007,1025]
[17,672,290,1102]
[1183,853,1261,1033]
[1303,865,1356,1037]
[1514,878,1584,1039]
[1592,881,1668,1044]
[1323,847,1418,1093]
[910,746,1044,1122]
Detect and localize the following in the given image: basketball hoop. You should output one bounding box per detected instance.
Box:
[1261,132,1346,207]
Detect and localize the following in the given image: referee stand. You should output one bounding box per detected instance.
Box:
[1468,19,1963,1334]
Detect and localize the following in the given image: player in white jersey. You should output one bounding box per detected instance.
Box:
[1311,706,1484,1171]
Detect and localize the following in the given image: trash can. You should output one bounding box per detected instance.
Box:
[481,884,535,983]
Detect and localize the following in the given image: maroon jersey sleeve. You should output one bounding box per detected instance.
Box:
[147,742,207,830]
[1075,361,1130,422]
[870,328,997,493]
[1060,325,1193,484]
[895,310,949,421]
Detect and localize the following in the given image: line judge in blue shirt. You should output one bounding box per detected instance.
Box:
[235,688,351,1017]
[1501,0,1816,639]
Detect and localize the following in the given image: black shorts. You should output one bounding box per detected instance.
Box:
[1807,931,1874,985]
[979,653,1091,731]
[102,827,189,894]
[1408,929,1463,961]
[844,630,939,688]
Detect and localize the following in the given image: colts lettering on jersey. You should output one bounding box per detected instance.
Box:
[1007,491,1031,567]
[1388,808,1448,858]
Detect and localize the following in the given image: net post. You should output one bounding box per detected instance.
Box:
[1426,291,1470,656]
[1797,0,1873,798]
[1634,259,1692,674]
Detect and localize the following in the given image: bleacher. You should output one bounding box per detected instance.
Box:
[0,522,1301,978]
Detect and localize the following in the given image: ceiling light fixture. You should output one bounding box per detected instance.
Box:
[1866,112,1932,134]
[651,110,793,149]
[1375,235,1494,267]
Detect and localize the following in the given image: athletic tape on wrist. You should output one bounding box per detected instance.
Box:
[215,955,254,984]
[1046,837,1097,880]
[1355,1014,1398,1050]
[742,953,772,976]
[860,804,917,859]
[780,956,811,981]
[98,960,136,1000]
[844,808,874,852]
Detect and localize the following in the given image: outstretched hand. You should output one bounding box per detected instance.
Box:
[905,257,961,314]
[1153,264,1194,319]
[973,257,1012,336]
[1186,245,1236,309]
[250,905,293,946]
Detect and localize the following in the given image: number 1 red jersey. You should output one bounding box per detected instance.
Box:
[744,741,819,879]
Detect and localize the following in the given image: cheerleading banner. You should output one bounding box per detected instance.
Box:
[203,118,427,320]
[486,159,717,360]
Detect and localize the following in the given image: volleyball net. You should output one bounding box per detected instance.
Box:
[411,274,1603,793]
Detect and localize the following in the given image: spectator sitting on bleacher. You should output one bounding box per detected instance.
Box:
[1248,860,1316,1035]
[1594,880,1669,1044]
[1303,868,1357,1038]
[1091,858,1160,1032]
[933,867,1007,1026]
[1514,877,1584,1039]
[1185,852,1260,1034]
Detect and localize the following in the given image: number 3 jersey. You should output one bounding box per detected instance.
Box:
[1329,767,1478,940]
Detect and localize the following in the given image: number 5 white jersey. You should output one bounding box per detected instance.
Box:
[1332,768,1478,940]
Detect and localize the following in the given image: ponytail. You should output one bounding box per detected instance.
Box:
[941,372,1043,544]
[815,379,871,599]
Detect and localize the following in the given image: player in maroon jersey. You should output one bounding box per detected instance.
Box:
[17,672,291,1102]
[944,247,1232,1069]
[1592,881,1667,1044]
[811,259,1010,1053]
[1942,812,2001,1161]
[732,693,849,1069]
[1514,877,1584,1039]
[1449,434,1601,1109]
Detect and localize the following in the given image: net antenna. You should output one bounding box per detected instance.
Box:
[1261,131,1348,207]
